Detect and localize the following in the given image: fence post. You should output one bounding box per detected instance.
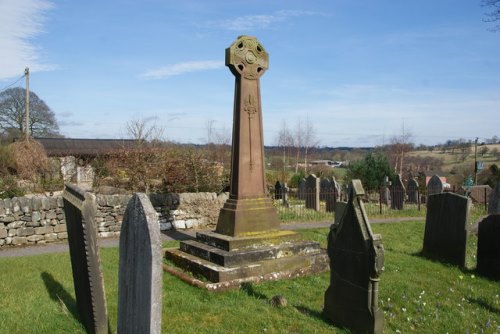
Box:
[379,188,382,215]
[417,188,421,211]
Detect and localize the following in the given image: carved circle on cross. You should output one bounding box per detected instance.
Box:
[226,36,268,80]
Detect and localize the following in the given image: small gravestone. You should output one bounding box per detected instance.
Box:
[380,176,391,204]
[390,174,406,210]
[305,174,320,211]
[407,178,419,204]
[488,181,500,215]
[274,181,282,200]
[476,214,500,280]
[427,174,444,196]
[320,178,331,201]
[298,178,307,200]
[423,192,470,267]
[476,181,500,280]
[118,193,163,334]
[62,184,108,334]
[324,180,384,334]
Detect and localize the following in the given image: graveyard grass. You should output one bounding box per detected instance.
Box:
[0,222,499,333]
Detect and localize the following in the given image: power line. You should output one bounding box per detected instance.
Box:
[0,74,26,93]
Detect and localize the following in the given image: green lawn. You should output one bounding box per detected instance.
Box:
[0,221,499,333]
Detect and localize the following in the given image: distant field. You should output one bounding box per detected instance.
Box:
[408,143,500,175]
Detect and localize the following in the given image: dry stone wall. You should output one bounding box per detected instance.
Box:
[0,192,228,248]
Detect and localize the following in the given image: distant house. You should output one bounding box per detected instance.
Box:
[36,137,137,188]
[309,160,344,168]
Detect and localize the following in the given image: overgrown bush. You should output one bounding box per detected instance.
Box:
[8,140,49,180]
[104,146,228,193]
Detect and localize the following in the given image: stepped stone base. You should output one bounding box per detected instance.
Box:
[164,230,329,290]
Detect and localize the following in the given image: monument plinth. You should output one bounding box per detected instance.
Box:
[165,36,328,290]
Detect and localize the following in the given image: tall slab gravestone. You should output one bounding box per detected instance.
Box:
[164,36,328,290]
[476,182,500,280]
[407,178,419,204]
[423,192,470,267]
[381,176,391,205]
[62,184,108,334]
[324,180,384,334]
[390,174,406,210]
[118,193,163,334]
[305,174,320,211]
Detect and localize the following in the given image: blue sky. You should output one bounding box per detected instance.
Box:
[1,0,499,147]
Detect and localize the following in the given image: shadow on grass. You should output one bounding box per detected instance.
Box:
[41,272,81,324]
[466,297,500,315]
[294,305,328,323]
[240,282,268,300]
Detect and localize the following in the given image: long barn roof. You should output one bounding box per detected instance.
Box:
[35,137,137,156]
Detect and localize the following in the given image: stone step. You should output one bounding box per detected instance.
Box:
[164,247,329,283]
[180,239,323,267]
[195,230,304,251]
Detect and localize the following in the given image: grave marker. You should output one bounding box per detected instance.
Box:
[305,174,320,211]
[390,174,406,210]
[427,174,444,196]
[118,193,163,334]
[423,192,470,267]
[62,184,108,334]
[407,178,419,204]
[324,180,384,334]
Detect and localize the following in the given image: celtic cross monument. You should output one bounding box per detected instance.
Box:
[216,35,280,236]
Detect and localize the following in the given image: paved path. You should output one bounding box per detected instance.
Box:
[0,217,424,258]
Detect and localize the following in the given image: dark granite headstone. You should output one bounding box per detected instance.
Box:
[274,181,282,200]
[118,193,163,334]
[305,174,320,211]
[423,192,470,267]
[488,181,500,215]
[62,184,108,334]
[390,174,406,210]
[323,178,340,213]
[427,174,444,196]
[324,180,384,334]
[476,214,500,280]
[407,178,419,204]
[298,178,307,200]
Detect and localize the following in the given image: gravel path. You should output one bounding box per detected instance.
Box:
[0,217,424,258]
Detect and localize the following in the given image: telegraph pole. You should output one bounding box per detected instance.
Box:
[25,67,30,140]
[474,137,478,185]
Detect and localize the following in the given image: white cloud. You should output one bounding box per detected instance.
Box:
[140,60,224,80]
[205,10,325,31]
[0,0,56,80]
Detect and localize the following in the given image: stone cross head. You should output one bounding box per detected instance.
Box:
[226,35,268,79]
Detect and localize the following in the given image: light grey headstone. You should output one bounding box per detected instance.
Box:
[118,193,163,334]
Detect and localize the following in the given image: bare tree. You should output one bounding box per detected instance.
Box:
[483,0,500,31]
[126,116,164,146]
[302,117,319,173]
[386,125,414,176]
[0,87,60,139]
[275,120,294,175]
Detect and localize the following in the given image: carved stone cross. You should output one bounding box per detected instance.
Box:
[216,36,280,236]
